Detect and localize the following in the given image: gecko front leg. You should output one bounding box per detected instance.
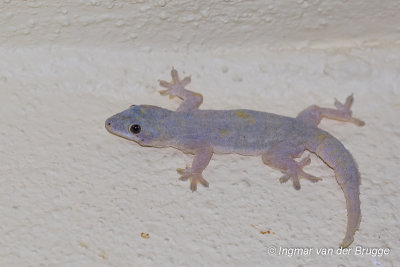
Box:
[261,142,321,190]
[159,68,203,111]
[177,146,213,191]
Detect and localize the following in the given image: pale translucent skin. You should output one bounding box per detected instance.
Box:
[105,68,365,248]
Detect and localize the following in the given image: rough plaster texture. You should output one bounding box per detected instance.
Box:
[1,1,399,267]
[1,0,400,50]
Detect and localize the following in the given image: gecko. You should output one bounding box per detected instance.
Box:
[105,68,365,248]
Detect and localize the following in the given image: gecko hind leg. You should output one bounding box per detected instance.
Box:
[159,68,203,111]
[262,145,322,190]
[296,94,365,127]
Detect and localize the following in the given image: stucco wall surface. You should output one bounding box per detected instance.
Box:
[1,1,399,267]
[1,0,400,50]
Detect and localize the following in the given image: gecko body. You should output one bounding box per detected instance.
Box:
[105,69,364,248]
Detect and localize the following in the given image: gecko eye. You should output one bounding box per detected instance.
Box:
[129,124,141,134]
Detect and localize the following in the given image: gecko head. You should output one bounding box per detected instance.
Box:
[105,105,171,147]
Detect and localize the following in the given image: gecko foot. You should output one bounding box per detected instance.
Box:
[159,68,192,99]
[177,168,209,192]
[279,155,322,190]
[334,94,365,126]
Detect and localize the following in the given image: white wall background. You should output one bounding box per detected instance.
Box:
[1,1,399,266]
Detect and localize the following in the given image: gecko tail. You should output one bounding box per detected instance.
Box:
[313,135,361,248]
[339,181,361,248]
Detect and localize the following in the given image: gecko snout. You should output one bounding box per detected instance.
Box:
[105,119,113,132]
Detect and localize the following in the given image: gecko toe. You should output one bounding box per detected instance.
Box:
[158,89,170,95]
[171,68,179,83]
[344,94,354,108]
[189,176,209,191]
[198,176,209,188]
[279,173,300,189]
[159,80,172,89]
[293,179,301,190]
[279,174,290,183]
[190,182,197,192]
[300,171,322,183]
[350,117,365,126]
[177,168,185,175]
[179,176,190,181]
[178,169,191,181]
[298,155,311,167]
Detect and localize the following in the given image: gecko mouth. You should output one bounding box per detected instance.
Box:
[105,120,139,143]
[104,120,124,138]
[105,120,113,133]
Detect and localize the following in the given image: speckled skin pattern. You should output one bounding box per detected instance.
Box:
[105,68,365,248]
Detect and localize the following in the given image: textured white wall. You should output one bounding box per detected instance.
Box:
[1,0,400,50]
[1,1,399,267]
